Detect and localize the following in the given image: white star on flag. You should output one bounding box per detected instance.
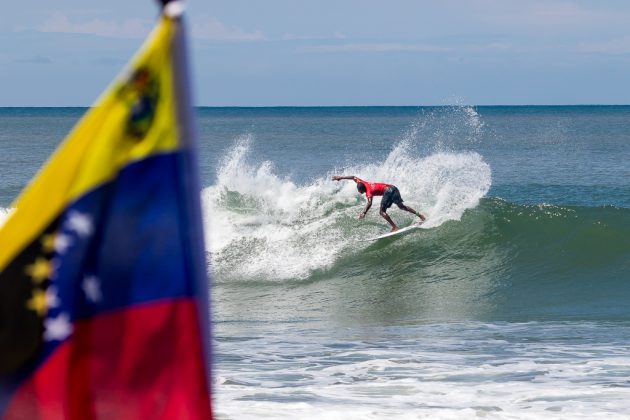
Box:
[65,210,94,237]
[46,285,60,308]
[44,313,73,342]
[54,233,73,254]
[82,275,103,303]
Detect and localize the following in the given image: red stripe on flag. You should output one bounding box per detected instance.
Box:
[5,299,212,420]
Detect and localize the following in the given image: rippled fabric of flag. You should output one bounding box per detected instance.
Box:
[0,8,212,420]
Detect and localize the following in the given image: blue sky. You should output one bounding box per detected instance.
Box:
[2,0,630,106]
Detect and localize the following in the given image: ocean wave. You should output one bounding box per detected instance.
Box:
[351,198,630,277]
[201,132,492,282]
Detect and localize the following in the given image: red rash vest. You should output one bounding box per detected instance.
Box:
[354,177,391,198]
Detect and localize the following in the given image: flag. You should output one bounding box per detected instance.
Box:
[0,4,212,419]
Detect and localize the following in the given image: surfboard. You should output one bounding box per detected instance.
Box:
[363,222,424,242]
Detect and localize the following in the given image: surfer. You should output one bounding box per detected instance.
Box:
[332,175,426,232]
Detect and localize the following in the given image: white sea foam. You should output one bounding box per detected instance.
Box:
[201,109,491,282]
[202,134,347,281]
[214,321,630,420]
[0,207,14,228]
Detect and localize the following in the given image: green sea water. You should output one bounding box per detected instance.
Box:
[1,106,629,418]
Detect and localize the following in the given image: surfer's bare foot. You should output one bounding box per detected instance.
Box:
[390,226,399,232]
[418,213,426,222]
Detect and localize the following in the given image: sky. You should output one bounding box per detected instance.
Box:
[2,0,630,106]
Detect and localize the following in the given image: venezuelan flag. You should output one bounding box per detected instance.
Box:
[0,4,212,419]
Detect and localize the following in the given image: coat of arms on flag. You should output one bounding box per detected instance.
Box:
[0,2,212,419]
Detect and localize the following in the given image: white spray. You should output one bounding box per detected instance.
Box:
[0,207,14,228]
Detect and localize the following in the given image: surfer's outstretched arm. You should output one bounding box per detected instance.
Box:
[332,175,357,182]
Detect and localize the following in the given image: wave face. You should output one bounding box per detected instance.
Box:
[332,199,630,321]
[201,131,492,281]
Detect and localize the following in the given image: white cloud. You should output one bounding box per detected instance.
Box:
[36,13,265,42]
[282,32,347,41]
[579,37,630,55]
[38,12,151,39]
[302,43,452,53]
[472,0,630,29]
[301,42,511,54]
[282,33,317,40]
[191,17,265,41]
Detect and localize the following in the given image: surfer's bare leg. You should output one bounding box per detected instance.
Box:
[397,203,426,222]
[379,209,398,231]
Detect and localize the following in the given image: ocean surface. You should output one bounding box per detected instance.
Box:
[1,106,630,419]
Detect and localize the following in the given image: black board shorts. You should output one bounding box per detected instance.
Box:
[380,186,403,211]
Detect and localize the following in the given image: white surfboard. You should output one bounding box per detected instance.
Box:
[363,222,424,242]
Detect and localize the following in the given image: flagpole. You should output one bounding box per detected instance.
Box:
[161,0,213,392]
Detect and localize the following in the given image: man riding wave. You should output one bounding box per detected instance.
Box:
[332,175,426,232]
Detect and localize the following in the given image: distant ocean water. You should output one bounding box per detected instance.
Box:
[1,106,630,419]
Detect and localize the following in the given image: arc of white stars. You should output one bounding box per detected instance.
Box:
[44,313,73,342]
[54,233,73,254]
[65,210,94,238]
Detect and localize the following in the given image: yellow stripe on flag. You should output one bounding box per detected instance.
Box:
[0,17,181,271]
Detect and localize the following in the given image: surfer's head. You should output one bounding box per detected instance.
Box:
[357,183,366,194]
